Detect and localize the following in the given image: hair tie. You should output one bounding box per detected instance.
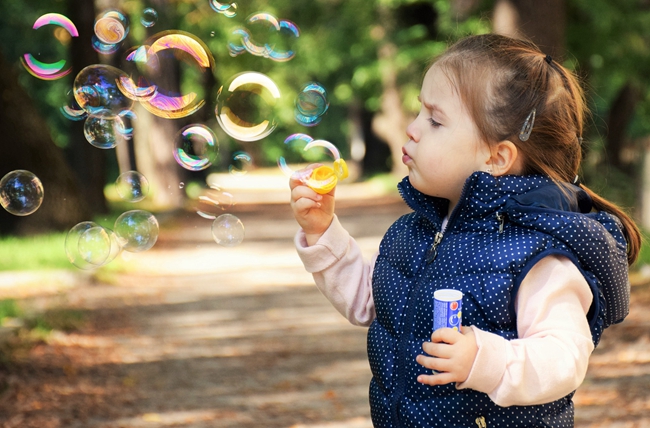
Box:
[544,54,553,64]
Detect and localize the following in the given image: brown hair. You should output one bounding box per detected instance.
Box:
[432,33,641,265]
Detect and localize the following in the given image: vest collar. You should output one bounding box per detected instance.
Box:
[397,171,592,229]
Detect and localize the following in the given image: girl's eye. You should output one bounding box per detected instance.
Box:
[428,118,442,128]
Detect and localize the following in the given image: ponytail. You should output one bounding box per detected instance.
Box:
[579,183,641,265]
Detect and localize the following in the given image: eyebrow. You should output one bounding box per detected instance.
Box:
[417,95,449,119]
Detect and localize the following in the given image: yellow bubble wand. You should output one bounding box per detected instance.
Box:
[301,140,348,194]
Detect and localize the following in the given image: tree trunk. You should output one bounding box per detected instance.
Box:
[0,52,90,235]
[371,42,410,179]
[66,0,109,214]
[605,82,640,171]
[493,0,566,59]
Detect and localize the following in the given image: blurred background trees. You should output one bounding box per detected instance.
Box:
[0,0,649,235]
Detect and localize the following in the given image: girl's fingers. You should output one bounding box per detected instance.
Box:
[417,372,455,386]
[422,341,454,359]
[291,185,322,203]
[292,196,321,213]
[416,354,453,373]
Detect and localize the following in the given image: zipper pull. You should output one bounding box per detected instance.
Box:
[426,231,444,263]
[496,212,505,233]
[475,416,487,428]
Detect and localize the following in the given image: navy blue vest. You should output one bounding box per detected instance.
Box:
[368,172,629,428]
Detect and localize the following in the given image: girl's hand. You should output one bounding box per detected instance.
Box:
[290,164,335,246]
[415,326,478,386]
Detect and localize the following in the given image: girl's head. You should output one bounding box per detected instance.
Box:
[408,33,640,263]
[433,33,583,184]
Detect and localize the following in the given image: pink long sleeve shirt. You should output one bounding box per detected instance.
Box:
[295,215,595,407]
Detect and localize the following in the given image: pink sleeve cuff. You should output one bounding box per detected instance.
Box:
[295,215,352,273]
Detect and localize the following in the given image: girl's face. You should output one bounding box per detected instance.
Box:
[403,65,491,212]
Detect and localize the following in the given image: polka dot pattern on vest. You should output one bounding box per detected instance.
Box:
[366,172,629,427]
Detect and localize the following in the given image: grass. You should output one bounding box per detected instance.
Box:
[0,233,70,271]
[0,299,21,325]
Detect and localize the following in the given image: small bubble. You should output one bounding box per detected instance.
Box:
[94,10,129,45]
[0,170,44,216]
[173,124,219,171]
[114,210,159,252]
[211,214,244,247]
[141,8,158,28]
[295,82,329,127]
[115,171,149,202]
[228,151,253,176]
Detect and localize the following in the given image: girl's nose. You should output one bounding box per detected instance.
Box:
[406,119,419,142]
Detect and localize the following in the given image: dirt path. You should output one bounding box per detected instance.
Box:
[0,199,649,427]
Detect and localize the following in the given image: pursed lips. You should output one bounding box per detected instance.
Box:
[402,146,412,165]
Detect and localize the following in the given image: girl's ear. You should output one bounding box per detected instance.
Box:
[487,140,523,176]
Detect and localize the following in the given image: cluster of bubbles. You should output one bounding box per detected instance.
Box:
[19,4,346,260]
[228,12,300,62]
[65,210,159,270]
[0,170,44,216]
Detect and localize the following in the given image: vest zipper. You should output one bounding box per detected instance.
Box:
[475,416,487,427]
[496,212,506,233]
[426,231,444,263]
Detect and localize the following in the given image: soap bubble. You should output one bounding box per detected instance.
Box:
[210,1,237,17]
[94,10,129,45]
[211,214,244,247]
[114,210,159,252]
[228,151,253,176]
[0,170,44,216]
[194,184,234,219]
[78,226,111,266]
[295,82,329,126]
[116,171,149,202]
[74,64,134,118]
[141,8,158,27]
[127,31,214,119]
[215,72,281,142]
[277,133,314,176]
[65,222,120,269]
[173,124,219,171]
[21,13,78,81]
[83,114,126,149]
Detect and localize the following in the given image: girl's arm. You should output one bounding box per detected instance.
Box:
[295,214,376,327]
[456,254,595,406]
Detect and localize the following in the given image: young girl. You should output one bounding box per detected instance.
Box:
[290,34,640,428]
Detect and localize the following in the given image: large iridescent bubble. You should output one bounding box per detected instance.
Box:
[0,170,44,216]
[119,31,215,119]
[215,72,281,142]
[21,13,78,80]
